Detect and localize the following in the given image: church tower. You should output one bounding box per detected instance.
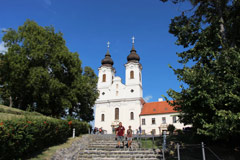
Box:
[125,36,143,98]
[97,41,115,90]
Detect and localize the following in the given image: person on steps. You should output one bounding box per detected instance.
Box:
[99,127,102,134]
[127,125,133,148]
[115,122,125,148]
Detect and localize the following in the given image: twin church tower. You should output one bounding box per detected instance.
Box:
[94,37,144,133]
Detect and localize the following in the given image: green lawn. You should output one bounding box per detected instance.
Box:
[0,104,26,113]
[0,104,51,121]
[0,104,41,115]
[0,112,25,120]
[139,137,162,149]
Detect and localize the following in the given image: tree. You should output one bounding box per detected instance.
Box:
[161,0,240,140]
[167,124,176,135]
[0,20,98,121]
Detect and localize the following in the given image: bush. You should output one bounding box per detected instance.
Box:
[0,117,89,159]
[175,129,183,135]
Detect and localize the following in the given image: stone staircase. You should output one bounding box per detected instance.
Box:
[77,134,163,160]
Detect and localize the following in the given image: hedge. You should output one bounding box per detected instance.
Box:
[0,117,90,159]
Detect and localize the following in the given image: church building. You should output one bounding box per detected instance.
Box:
[94,37,186,135]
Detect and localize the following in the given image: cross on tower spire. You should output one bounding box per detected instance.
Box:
[132,36,135,44]
[107,41,110,49]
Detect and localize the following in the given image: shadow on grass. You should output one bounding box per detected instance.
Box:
[23,138,69,160]
[24,136,83,160]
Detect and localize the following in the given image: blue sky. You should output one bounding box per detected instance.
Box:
[0,0,192,102]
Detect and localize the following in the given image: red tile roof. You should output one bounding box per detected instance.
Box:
[140,101,177,116]
[140,98,146,105]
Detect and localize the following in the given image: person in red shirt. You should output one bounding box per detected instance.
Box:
[115,122,125,148]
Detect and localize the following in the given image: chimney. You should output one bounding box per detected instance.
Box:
[158,98,163,102]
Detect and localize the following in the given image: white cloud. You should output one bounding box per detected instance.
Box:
[41,0,56,14]
[143,95,153,102]
[0,41,8,54]
[1,28,8,32]
[44,0,52,6]
[0,28,8,35]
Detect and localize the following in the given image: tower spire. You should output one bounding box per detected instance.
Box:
[127,36,140,62]
[101,41,114,67]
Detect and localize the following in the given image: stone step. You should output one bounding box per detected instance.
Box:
[87,146,139,149]
[89,144,139,146]
[76,134,163,160]
[88,143,139,146]
[52,134,162,160]
[89,142,139,145]
[79,152,161,156]
[88,146,139,148]
[89,143,138,147]
[85,148,159,151]
[91,140,138,142]
[90,139,139,142]
[89,141,139,144]
[79,150,159,154]
[78,158,160,160]
[89,144,138,146]
[77,154,162,159]
[78,153,161,157]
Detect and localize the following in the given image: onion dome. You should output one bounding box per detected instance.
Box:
[101,41,114,67]
[127,36,140,62]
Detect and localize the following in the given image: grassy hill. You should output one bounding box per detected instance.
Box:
[0,104,48,120]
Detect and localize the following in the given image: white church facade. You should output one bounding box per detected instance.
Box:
[94,38,187,135]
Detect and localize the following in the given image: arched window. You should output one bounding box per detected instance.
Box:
[139,72,141,82]
[130,71,134,79]
[102,74,106,82]
[115,108,119,120]
[130,112,134,120]
[101,114,105,121]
